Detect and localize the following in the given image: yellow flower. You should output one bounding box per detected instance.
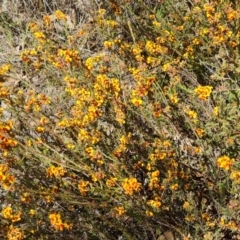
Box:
[54,10,67,20]
[194,85,213,101]
[66,143,75,150]
[78,180,89,195]
[29,209,36,216]
[147,199,161,208]
[104,40,115,49]
[11,212,22,223]
[98,8,106,16]
[192,38,201,45]
[36,126,45,133]
[171,183,178,190]
[195,128,204,137]
[106,177,117,187]
[44,195,53,203]
[46,166,66,178]
[185,214,195,222]
[49,212,72,231]
[29,22,39,32]
[106,20,118,27]
[131,98,143,106]
[194,146,201,154]
[2,206,21,222]
[146,210,153,217]
[183,201,191,210]
[217,155,234,170]
[162,62,171,72]
[152,20,161,27]
[122,177,141,195]
[200,28,210,36]
[40,116,48,125]
[21,192,31,203]
[0,63,11,76]
[2,206,13,219]
[43,15,51,26]
[114,206,126,216]
[230,170,240,183]
[226,8,238,21]
[213,107,219,116]
[115,108,125,125]
[186,109,197,119]
[169,93,179,104]
[33,31,46,41]
[7,225,24,240]
[226,221,238,231]
[151,170,160,178]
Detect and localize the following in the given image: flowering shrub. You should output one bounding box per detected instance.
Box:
[0,0,240,239]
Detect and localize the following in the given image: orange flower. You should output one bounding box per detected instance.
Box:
[49,212,72,231]
[43,15,51,26]
[7,225,24,240]
[106,177,117,187]
[114,206,126,216]
[78,180,89,195]
[195,128,204,137]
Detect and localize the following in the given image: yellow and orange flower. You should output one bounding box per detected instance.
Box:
[122,177,141,195]
[217,155,235,170]
[194,85,213,101]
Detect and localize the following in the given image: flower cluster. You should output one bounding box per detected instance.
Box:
[1,1,240,239]
[114,206,126,217]
[46,166,67,178]
[217,155,235,171]
[0,63,11,76]
[194,85,213,101]
[2,206,21,222]
[0,164,15,190]
[7,225,24,240]
[122,177,141,195]
[54,10,67,21]
[49,212,72,231]
[78,180,90,195]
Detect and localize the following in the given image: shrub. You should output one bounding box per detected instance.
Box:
[0,0,240,239]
